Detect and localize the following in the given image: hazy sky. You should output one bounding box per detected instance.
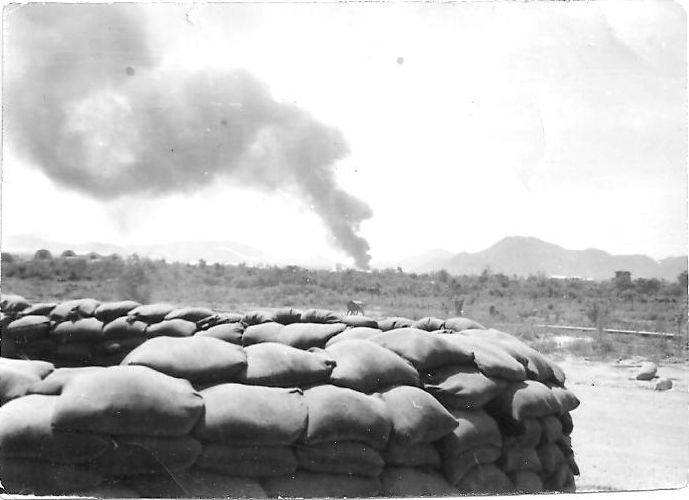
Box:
[2,0,686,266]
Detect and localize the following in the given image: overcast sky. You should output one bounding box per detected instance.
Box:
[2,0,686,266]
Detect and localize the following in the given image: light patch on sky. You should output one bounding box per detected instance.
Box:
[2,0,686,265]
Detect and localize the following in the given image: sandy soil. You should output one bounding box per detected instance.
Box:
[555,356,689,492]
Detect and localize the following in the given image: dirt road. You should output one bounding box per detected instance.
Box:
[556,357,688,492]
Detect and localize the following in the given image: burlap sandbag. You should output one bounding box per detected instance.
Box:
[280,322,347,349]
[242,310,275,326]
[412,316,446,331]
[0,357,54,378]
[196,444,297,477]
[165,307,214,322]
[379,385,458,444]
[242,342,335,387]
[560,411,574,435]
[271,307,303,325]
[381,441,441,468]
[300,308,343,324]
[196,312,243,330]
[327,340,420,393]
[424,364,508,410]
[53,341,94,364]
[122,336,247,383]
[537,442,566,474]
[125,469,268,498]
[94,300,141,323]
[261,471,380,498]
[196,322,244,344]
[51,298,101,321]
[370,328,473,370]
[541,415,564,442]
[194,384,307,446]
[96,336,147,356]
[295,441,384,477]
[510,470,544,493]
[456,464,513,494]
[90,435,201,475]
[102,316,148,339]
[0,394,110,463]
[437,409,502,456]
[501,417,543,449]
[0,457,105,495]
[126,303,175,324]
[325,326,382,346]
[28,366,106,395]
[145,318,197,338]
[5,315,51,342]
[446,333,527,381]
[443,317,486,331]
[549,384,581,414]
[442,444,502,485]
[377,317,415,331]
[499,446,543,473]
[339,315,378,328]
[380,466,460,497]
[51,365,204,436]
[544,463,575,492]
[242,322,284,346]
[74,480,141,498]
[489,380,562,421]
[19,302,57,317]
[302,384,391,449]
[0,294,30,314]
[52,317,104,343]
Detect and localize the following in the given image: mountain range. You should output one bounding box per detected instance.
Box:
[3,234,686,281]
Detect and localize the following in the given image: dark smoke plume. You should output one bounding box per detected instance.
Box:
[5,4,372,268]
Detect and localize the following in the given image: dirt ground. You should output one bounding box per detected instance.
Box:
[555,356,688,492]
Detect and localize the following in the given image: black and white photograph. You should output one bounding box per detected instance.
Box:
[1,0,687,497]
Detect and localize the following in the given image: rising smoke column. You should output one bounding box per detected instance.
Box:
[4,4,372,268]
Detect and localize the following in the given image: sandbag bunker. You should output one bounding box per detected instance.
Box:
[0,295,579,497]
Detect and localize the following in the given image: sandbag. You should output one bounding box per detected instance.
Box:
[125,469,267,498]
[295,441,384,477]
[122,336,247,383]
[0,458,105,495]
[379,385,458,444]
[53,341,94,364]
[300,308,343,324]
[549,385,581,413]
[242,322,283,346]
[412,316,446,331]
[102,316,148,339]
[560,412,574,435]
[96,336,147,356]
[437,409,502,455]
[194,383,307,446]
[0,294,30,314]
[537,443,566,474]
[446,333,527,381]
[127,303,176,324]
[380,467,459,497]
[381,441,441,468]
[510,470,544,493]
[442,444,502,485]
[196,322,244,344]
[339,315,378,328]
[19,302,57,317]
[544,463,574,492]
[541,415,564,442]
[94,300,141,323]
[456,464,513,494]
[271,307,303,325]
[165,306,214,322]
[499,447,543,472]
[502,418,543,449]
[490,380,561,421]
[443,317,486,331]
[196,444,297,477]
[302,384,391,449]
[242,342,335,387]
[28,366,106,395]
[51,298,101,321]
[377,316,415,331]
[424,364,508,410]
[145,318,197,338]
[370,328,473,370]
[74,480,141,498]
[327,340,420,393]
[0,367,42,404]
[280,322,347,349]
[51,317,104,343]
[5,315,51,342]
[261,471,380,498]
[51,365,204,436]
[325,326,382,346]
[196,312,243,330]
[242,310,275,326]
[0,357,54,378]
[90,435,201,475]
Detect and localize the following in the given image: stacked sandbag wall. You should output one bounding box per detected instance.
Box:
[0,294,579,497]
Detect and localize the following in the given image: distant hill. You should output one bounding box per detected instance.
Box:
[384,236,687,281]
